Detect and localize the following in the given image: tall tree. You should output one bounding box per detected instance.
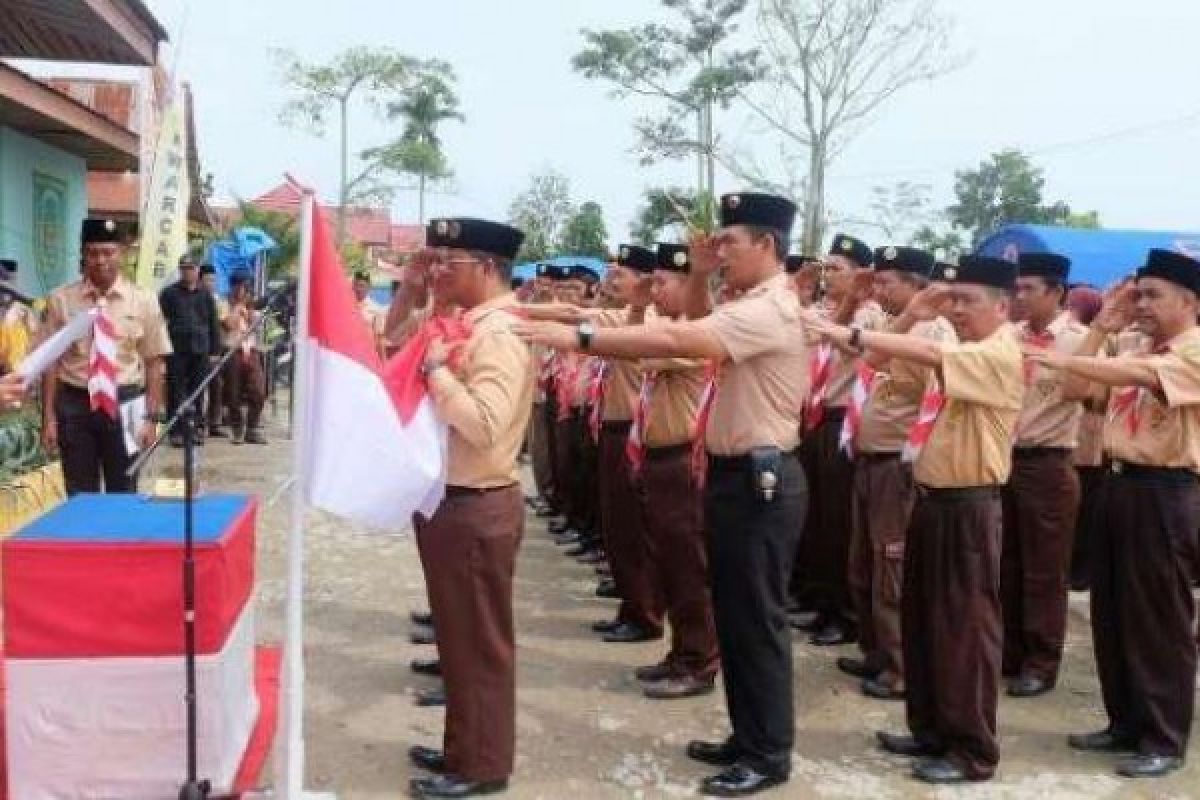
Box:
[745,0,963,254]
[558,202,609,258]
[867,181,935,242]
[573,0,761,210]
[630,187,714,246]
[508,170,575,263]
[947,149,1101,246]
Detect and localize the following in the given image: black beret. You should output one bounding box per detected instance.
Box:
[0,258,16,274]
[569,263,599,283]
[1018,252,1071,283]
[82,217,120,244]
[199,263,216,276]
[829,233,873,268]
[656,243,690,273]
[426,217,525,261]
[941,255,1017,291]
[930,262,956,282]
[874,246,934,276]
[784,255,819,275]
[547,264,572,281]
[1137,248,1200,295]
[615,244,656,274]
[719,192,797,236]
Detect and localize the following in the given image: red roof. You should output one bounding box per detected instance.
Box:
[251,177,392,247]
[390,224,425,253]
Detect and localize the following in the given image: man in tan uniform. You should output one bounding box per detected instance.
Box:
[41,218,170,494]
[805,255,1023,784]
[1031,248,1200,779]
[1001,252,1088,698]
[518,193,808,797]
[840,246,955,701]
[406,218,532,799]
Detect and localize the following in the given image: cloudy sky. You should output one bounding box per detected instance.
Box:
[86,0,1200,243]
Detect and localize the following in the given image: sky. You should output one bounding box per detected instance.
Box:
[44,0,1200,245]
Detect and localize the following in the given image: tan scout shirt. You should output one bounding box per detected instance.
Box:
[1015,312,1089,449]
[643,351,706,449]
[915,324,1024,488]
[43,276,171,388]
[859,317,956,454]
[428,293,534,488]
[593,307,645,422]
[826,302,887,408]
[697,272,809,456]
[1074,411,1106,467]
[1103,326,1200,473]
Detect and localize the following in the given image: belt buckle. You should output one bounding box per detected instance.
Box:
[1110,460,1123,475]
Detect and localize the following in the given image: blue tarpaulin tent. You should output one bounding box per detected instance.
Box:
[205,227,278,295]
[513,256,608,284]
[976,225,1200,289]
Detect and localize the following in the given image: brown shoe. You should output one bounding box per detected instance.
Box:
[244,429,267,445]
[634,661,673,683]
[642,674,715,699]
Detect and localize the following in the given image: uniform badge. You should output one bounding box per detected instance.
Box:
[943,267,957,281]
[673,251,688,268]
[619,246,630,261]
[435,220,449,236]
[840,238,854,253]
[446,221,461,239]
[726,194,741,209]
[884,246,898,261]
[104,219,116,233]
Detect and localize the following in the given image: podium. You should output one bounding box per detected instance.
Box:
[3,494,260,800]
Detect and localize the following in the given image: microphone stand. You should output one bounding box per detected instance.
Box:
[128,301,283,800]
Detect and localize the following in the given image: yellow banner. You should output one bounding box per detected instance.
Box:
[135,98,190,289]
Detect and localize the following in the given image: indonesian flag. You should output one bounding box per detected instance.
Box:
[300,203,447,530]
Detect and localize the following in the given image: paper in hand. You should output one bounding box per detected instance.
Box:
[16,309,97,385]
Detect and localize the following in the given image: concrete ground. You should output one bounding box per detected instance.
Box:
[184,406,1199,800]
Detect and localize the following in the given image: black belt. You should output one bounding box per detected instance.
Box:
[445,483,519,497]
[708,448,800,473]
[1106,460,1198,485]
[645,442,691,461]
[60,383,144,403]
[857,451,902,462]
[1013,446,1073,458]
[602,420,632,433]
[917,485,1001,502]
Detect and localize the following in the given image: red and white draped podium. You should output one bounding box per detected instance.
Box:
[3,493,260,800]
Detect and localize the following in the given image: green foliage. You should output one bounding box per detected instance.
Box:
[559,202,610,258]
[909,225,967,261]
[508,170,575,263]
[631,188,715,245]
[235,203,301,280]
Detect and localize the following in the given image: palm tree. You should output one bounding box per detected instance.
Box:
[385,70,464,222]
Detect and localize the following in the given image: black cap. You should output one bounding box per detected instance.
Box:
[829,234,873,268]
[568,263,598,283]
[874,246,934,276]
[657,243,690,273]
[82,217,121,245]
[547,264,572,281]
[179,256,199,269]
[941,255,1018,290]
[426,217,525,261]
[785,255,819,275]
[719,192,797,235]
[1018,252,1071,283]
[931,262,956,282]
[199,263,216,276]
[0,258,16,275]
[1137,249,1200,295]
[615,244,656,274]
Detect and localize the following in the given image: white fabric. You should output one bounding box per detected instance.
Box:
[302,344,445,531]
[7,603,259,800]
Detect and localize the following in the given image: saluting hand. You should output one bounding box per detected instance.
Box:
[905,284,953,321]
[513,320,577,352]
[426,335,466,373]
[1092,280,1136,334]
[688,231,722,278]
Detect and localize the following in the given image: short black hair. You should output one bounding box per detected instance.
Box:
[744,225,789,262]
[1021,273,1068,305]
[469,249,513,282]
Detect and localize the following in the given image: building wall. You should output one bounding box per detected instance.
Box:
[0,126,87,296]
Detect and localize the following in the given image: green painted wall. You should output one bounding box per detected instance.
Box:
[0,126,86,297]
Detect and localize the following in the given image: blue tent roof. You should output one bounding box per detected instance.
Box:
[975,225,1200,289]
[512,256,608,283]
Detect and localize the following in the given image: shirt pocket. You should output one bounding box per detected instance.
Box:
[117,314,144,358]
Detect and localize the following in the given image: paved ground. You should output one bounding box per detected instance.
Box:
[185,406,1199,800]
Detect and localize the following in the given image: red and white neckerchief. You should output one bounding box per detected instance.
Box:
[838,362,878,457]
[586,359,608,443]
[901,383,946,464]
[536,349,557,394]
[555,354,580,422]
[803,343,835,433]
[690,361,721,487]
[1108,343,1170,435]
[87,301,119,420]
[625,370,658,474]
[1022,327,1055,386]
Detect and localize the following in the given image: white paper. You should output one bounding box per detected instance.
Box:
[15,309,97,385]
[120,394,147,456]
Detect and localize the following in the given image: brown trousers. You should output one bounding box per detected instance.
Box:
[225,349,266,431]
[795,409,855,621]
[1091,469,1199,757]
[599,424,664,633]
[418,486,524,781]
[530,401,554,502]
[904,487,1003,780]
[640,444,718,678]
[552,414,577,524]
[848,453,914,685]
[1000,449,1080,682]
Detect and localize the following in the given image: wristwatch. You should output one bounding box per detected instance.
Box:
[577,321,597,351]
[848,326,865,353]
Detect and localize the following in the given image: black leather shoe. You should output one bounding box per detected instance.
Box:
[554,530,583,546]
[564,543,594,557]
[635,661,674,683]
[790,612,824,632]
[643,674,716,699]
[415,686,446,707]
[602,622,659,643]
[687,738,741,767]
[577,549,607,565]
[410,611,435,627]
[699,763,787,797]
[409,774,508,798]
[1068,728,1137,753]
[411,658,442,677]
[876,731,945,758]
[596,580,618,599]
[409,745,447,773]
[1007,674,1053,698]
[836,656,880,680]
[861,677,905,700]
[1115,753,1184,778]
[592,619,622,634]
[410,627,436,646]
[548,518,570,533]
[913,757,978,784]
[811,623,855,647]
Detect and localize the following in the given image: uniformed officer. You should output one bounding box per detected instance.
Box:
[1001,252,1088,698]
[517,192,808,797]
[1030,248,1200,779]
[199,264,230,438]
[407,217,533,799]
[41,218,171,495]
[805,255,1024,784]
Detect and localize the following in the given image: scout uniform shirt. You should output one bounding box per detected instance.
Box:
[42,275,171,389]
[858,317,957,454]
[642,314,707,448]
[914,324,1024,488]
[1015,312,1089,448]
[427,293,534,488]
[825,301,887,408]
[593,307,649,423]
[1103,326,1200,473]
[696,272,809,456]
